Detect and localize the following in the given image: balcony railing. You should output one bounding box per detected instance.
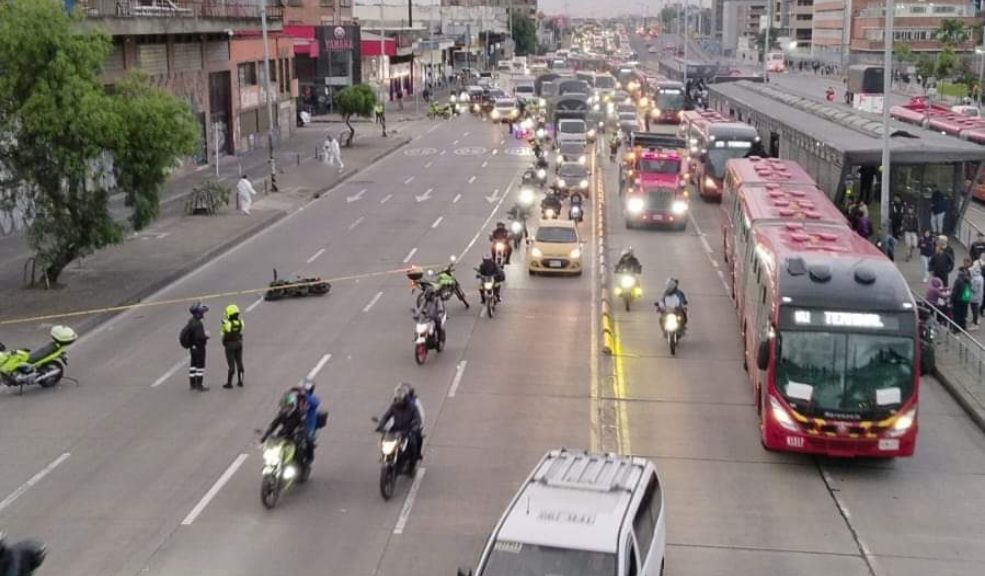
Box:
[79,0,283,20]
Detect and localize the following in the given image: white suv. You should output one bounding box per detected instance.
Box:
[460,450,667,576]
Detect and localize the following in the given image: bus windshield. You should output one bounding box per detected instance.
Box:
[656,90,684,110]
[706,141,755,177]
[776,331,915,419]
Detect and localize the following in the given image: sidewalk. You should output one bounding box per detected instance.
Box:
[0,122,419,344]
[895,234,985,431]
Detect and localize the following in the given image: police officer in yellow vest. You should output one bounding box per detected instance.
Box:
[221,304,245,389]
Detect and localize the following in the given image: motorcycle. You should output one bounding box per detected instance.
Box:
[569,203,584,223]
[508,219,526,250]
[428,102,452,119]
[657,305,685,355]
[264,268,331,301]
[407,278,446,365]
[371,417,418,501]
[434,256,470,309]
[0,325,77,393]
[491,239,508,267]
[614,273,642,311]
[476,270,499,318]
[259,434,309,509]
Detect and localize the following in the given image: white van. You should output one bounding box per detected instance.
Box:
[556,119,588,146]
[460,450,667,576]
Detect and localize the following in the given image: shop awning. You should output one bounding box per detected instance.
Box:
[361,33,396,57]
[284,25,319,58]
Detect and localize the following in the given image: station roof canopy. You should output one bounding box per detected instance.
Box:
[708,82,985,165]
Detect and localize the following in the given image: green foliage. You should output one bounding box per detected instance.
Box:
[186,180,230,216]
[916,54,936,79]
[0,0,200,284]
[511,10,538,57]
[334,84,377,147]
[893,42,913,63]
[936,47,957,78]
[935,19,969,46]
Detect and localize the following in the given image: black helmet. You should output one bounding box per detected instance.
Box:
[496,221,506,229]
[189,302,209,318]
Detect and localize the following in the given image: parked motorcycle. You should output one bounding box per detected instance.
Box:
[614,273,642,311]
[0,325,77,393]
[371,417,417,501]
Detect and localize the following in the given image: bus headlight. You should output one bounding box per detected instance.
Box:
[627,197,645,214]
[887,408,916,437]
[704,176,718,190]
[769,396,799,432]
[671,200,688,215]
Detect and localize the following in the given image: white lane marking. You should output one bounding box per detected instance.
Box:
[485,188,501,204]
[393,467,427,534]
[404,176,415,185]
[459,181,513,261]
[479,306,487,319]
[697,233,712,254]
[306,248,326,264]
[181,453,249,526]
[440,150,447,156]
[425,161,433,168]
[380,194,393,204]
[348,216,365,230]
[452,139,460,145]
[431,216,443,229]
[427,124,439,133]
[481,160,488,168]
[0,453,71,515]
[448,360,468,398]
[403,247,418,263]
[820,467,884,576]
[363,291,384,313]
[689,212,730,293]
[415,189,433,203]
[716,270,729,292]
[453,193,462,203]
[463,131,470,137]
[245,296,264,313]
[307,353,332,380]
[346,188,366,203]
[151,359,188,388]
[468,175,476,184]
[492,149,499,155]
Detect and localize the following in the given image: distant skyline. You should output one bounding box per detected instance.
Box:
[538,0,707,18]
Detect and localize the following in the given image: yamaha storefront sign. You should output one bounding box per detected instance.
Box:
[316,25,362,88]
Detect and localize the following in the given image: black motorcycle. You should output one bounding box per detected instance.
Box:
[371,417,420,501]
[264,268,330,300]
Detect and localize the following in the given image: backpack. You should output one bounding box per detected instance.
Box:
[960,283,973,304]
[179,322,193,349]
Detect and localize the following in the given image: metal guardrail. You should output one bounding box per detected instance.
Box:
[79,0,283,20]
[955,204,985,251]
[918,295,985,391]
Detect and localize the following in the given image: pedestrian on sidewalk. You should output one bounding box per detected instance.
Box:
[375,103,384,124]
[323,135,344,173]
[236,175,257,216]
[397,90,404,111]
[970,263,983,329]
[919,230,935,282]
[877,228,897,261]
[930,187,947,233]
[376,104,388,137]
[969,231,985,262]
[890,194,905,238]
[951,264,972,331]
[930,237,954,286]
[221,304,245,388]
[902,204,919,261]
[179,302,210,392]
[853,204,873,239]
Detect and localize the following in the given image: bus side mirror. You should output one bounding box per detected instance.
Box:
[756,341,770,371]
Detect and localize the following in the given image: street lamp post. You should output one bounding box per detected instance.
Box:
[763,0,773,81]
[977,46,985,107]
[379,0,386,103]
[259,0,277,191]
[880,0,894,233]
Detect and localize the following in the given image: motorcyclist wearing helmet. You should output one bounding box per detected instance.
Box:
[489,222,512,264]
[477,255,505,304]
[656,277,689,331]
[261,388,310,464]
[221,303,245,389]
[615,247,643,275]
[375,384,424,470]
[541,190,563,218]
[183,302,210,392]
[0,533,47,576]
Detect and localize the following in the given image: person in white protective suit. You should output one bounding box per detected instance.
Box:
[236,175,257,215]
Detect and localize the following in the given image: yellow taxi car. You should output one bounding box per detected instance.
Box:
[527,220,583,276]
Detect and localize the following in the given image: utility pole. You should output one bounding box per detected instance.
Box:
[683,0,689,88]
[379,0,386,103]
[763,0,773,81]
[260,1,277,191]
[880,0,894,232]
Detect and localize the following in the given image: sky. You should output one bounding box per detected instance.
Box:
[538,0,706,18]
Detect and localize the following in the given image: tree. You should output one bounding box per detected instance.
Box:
[916,54,936,79]
[0,0,199,284]
[334,84,377,148]
[936,47,958,79]
[893,42,914,65]
[510,11,538,56]
[935,19,969,46]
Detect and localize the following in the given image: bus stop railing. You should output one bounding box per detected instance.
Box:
[955,207,984,251]
[917,296,985,421]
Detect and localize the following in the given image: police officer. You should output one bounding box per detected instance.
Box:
[221,304,245,389]
[182,302,210,391]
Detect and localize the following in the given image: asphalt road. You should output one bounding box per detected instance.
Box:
[1,69,984,576]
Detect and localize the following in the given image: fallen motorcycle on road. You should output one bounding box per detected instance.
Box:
[264,268,331,301]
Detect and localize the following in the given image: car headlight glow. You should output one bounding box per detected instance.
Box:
[570,248,582,259]
[381,439,399,456]
[650,108,661,118]
[619,274,637,289]
[587,129,596,138]
[531,247,543,258]
[519,188,535,205]
[627,197,645,214]
[671,200,688,215]
[704,176,718,190]
[663,313,679,331]
[510,221,523,234]
[579,179,589,189]
[769,396,799,432]
[558,179,567,188]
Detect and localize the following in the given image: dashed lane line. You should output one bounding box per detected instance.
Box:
[151,359,187,388]
[447,360,468,398]
[403,247,418,264]
[0,453,71,516]
[431,216,443,229]
[363,291,384,313]
[392,467,427,535]
[306,248,326,264]
[180,453,249,526]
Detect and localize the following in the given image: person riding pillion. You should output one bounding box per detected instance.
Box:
[477,255,505,304]
[221,304,245,389]
[615,248,643,275]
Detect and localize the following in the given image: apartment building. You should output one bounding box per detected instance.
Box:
[441,0,537,17]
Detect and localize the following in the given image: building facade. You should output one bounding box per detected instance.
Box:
[77,0,297,165]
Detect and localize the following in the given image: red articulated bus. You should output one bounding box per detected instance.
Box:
[679,110,762,201]
[723,158,919,458]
